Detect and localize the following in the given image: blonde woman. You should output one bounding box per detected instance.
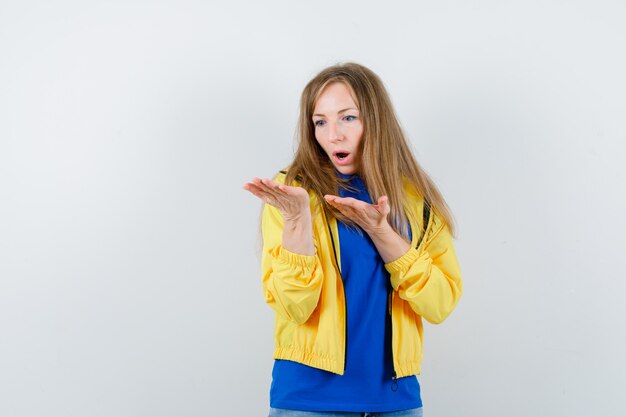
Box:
[244,63,463,417]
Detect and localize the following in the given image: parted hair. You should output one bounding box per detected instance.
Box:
[284,62,456,240]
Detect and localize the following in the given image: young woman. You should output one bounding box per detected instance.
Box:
[243,62,463,417]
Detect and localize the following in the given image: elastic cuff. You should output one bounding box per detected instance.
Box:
[276,246,317,269]
[384,247,421,274]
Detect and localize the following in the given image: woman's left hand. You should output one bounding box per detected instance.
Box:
[324,194,391,235]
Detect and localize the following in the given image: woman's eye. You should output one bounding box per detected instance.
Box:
[344,115,357,122]
[314,120,326,127]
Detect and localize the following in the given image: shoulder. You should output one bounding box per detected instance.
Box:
[425,209,446,243]
[274,169,303,186]
[401,177,446,241]
[273,169,320,206]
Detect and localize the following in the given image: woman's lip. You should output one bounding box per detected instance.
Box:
[333,152,352,166]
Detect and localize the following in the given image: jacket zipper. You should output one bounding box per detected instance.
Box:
[280,170,348,373]
[389,289,399,391]
[281,171,431,381]
[322,207,348,373]
[388,201,430,390]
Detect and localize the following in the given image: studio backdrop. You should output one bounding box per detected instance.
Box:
[1,1,625,416]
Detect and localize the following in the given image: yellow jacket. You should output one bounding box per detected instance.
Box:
[261,171,463,378]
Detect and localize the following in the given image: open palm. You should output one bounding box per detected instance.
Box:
[243,177,310,221]
[324,194,391,234]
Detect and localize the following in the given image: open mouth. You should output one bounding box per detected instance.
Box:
[333,151,352,166]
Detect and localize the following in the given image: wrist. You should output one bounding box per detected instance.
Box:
[283,217,312,232]
[366,221,393,238]
[283,209,311,224]
[282,212,315,256]
[367,222,411,264]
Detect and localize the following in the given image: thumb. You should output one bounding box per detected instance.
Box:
[377,196,390,213]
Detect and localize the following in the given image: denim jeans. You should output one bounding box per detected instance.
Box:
[268,407,423,417]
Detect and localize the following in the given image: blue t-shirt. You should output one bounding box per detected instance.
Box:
[269,173,422,412]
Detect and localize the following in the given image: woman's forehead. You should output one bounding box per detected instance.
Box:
[313,82,359,114]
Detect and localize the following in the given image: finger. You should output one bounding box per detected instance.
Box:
[330,197,386,226]
[325,195,365,214]
[243,182,267,195]
[248,180,284,201]
[245,185,276,204]
[335,199,372,217]
[376,196,390,214]
[334,196,359,207]
[325,195,360,208]
[255,179,304,213]
[259,178,298,198]
[254,178,284,200]
[325,195,347,208]
[243,182,258,193]
[251,177,273,191]
[324,196,345,211]
[269,181,303,197]
[326,198,361,221]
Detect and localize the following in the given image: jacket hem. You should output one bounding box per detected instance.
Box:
[395,361,422,378]
[274,346,343,375]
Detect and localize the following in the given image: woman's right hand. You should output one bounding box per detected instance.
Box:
[243,177,311,221]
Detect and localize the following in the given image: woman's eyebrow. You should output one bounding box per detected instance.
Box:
[313,107,358,117]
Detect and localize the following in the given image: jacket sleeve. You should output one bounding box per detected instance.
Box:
[260,201,324,325]
[384,213,463,324]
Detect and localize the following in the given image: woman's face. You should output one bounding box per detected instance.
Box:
[312,82,364,175]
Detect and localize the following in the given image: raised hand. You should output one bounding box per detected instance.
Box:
[243,177,311,222]
[325,194,411,263]
[323,194,391,235]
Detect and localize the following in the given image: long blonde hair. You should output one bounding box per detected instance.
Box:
[284,62,456,239]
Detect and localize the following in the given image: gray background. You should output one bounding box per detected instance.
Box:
[1,1,625,416]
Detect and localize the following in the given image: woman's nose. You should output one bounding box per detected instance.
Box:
[328,122,343,142]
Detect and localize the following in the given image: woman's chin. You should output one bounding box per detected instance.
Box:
[334,165,357,175]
